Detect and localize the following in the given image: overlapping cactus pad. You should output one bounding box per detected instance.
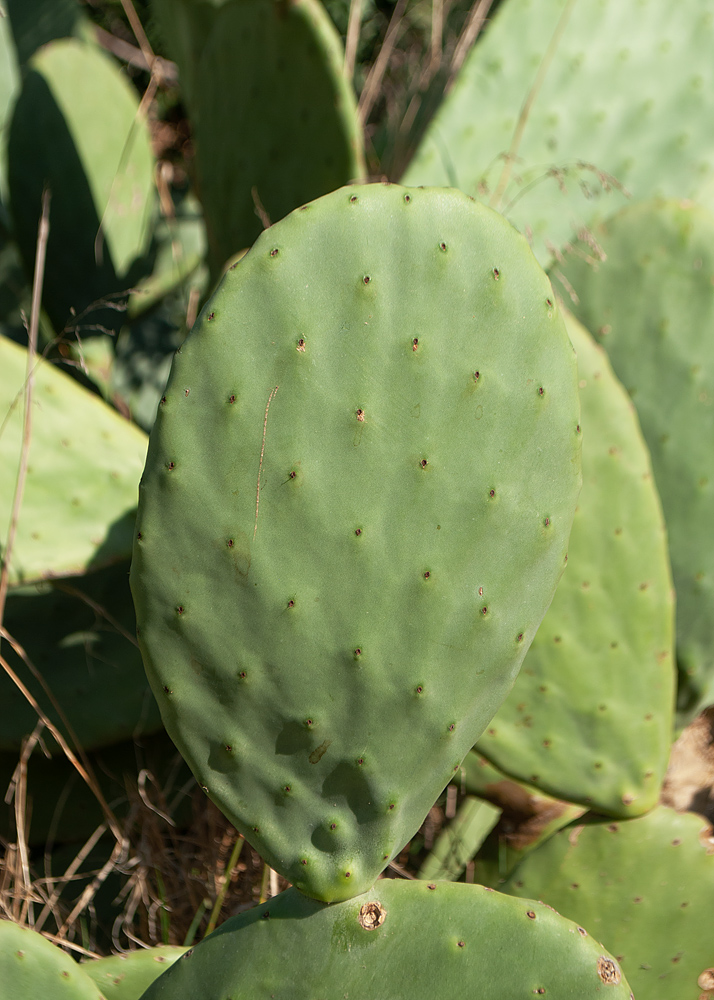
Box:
[477,313,675,815]
[0,918,103,999]
[557,199,714,721]
[0,335,148,586]
[153,0,366,275]
[140,880,633,1000]
[131,183,582,901]
[403,0,714,265]
[81,945,188,999]
[497,807,714,1000]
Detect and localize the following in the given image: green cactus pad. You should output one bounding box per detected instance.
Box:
[417,795,501,881]
[131,182,582,901]
[152,0,366,276]
[140,879,633,1000]
[498,806,714,1000]
[0,335,148,586]
[402,0,714,266]
[81,945,188,1000]
[476,312,675,815]
[7,37,155,332]
[557,199,714,721]
[0,919,104,999]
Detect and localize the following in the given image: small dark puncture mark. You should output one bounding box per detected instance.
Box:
[176,606,184,616]
[356,408,365,422]
[577,927,588,937]
[415,685,424,694]
[297,338,306,352]
[427,883,436,890]
[137,531,143,540]
[167,461,175,471]
[355,527,362,536]
[160,395,166,405]
[288,471,297,480]
[546,298,553,308]
[420,459,428,468]
[225,744,233,753]
[457,941,465,949]
[238,671,247,679]
[184,388,190,397]
[481,606,489,615]
[350,194,358,203]
[526,910,536,919]
[363,275,371,285]
[354,648,362,659]
[488,489,495,498]
[300,859,308,866]
[533,988,545,994]
[492,267,500,280]
[423,571,431,579]
[357,757,364,766]
[538,386,545,396]
[207,312,215,321]
[163,685,172,694]
[413,338,419,351]
[404,193,412,203]
[473,371,480,382]
[270,248,279,257]
[516,632,524,642]
[447,723,456,732]
[544,517,551,527]
[227,538,235,548]
[229,394,237,403]
[287,599,295,609]
[439,242,447,252]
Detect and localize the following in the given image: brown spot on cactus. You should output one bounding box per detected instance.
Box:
[493,267,500,279]
[297,339,306,352]
[577,927,587,937]
[362,275,371,284]
[355,527,362,536]
[207,311,215,321]
[597,957,621,985]
[227,538,234,547]
[287,599,295,608]
[270,248,279,257]
[698,969,714,991]
[420,459,428,468]
[356,408,365,421]
[457,940,465,948]
[526,910,536,919]
[427,883,436,890]
[229,394,236,403]
[413,338,419,351]
[404,193,411,203]
[439,242,447,251]
[350,195,358,204]
[358,901,386,930]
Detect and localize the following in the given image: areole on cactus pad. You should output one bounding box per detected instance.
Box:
[130,183,582,902]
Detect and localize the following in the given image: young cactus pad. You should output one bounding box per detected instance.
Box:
[130,183,582,902]
[139,880,633,1000]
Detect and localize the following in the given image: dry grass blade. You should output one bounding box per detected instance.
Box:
[358,0,409,125]
[0,188,50,625]
[447,0,496,88]
[345,0,364,81]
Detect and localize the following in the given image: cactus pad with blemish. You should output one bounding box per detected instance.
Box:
[139,879,633,1000]
[131,183,581,901]
[498,807,714,1000]
[477,312,675,815]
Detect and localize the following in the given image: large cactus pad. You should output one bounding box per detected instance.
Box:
[140,880,633,1000]
[131,183,581,901]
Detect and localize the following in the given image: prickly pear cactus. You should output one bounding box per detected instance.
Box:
[139,879,633,1000]
[476,312,675,815]
[7,37,155,333]
[131,183,582,901]
[497,807,714,1000]
[0,918,104,999]
[557,199,714,722]
[0,335,148,586]
[403,0,714,265]
[81,945,188,1000]
[153,0,366,276]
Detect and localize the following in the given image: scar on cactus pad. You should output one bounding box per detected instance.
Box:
[131,183,582,902]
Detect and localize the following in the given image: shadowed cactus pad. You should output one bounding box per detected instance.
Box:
[0,919,104,998]
[139,880,633,1000]
[131,183,581,901]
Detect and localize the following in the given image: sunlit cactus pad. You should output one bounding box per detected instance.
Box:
[477,313,675,816]
[0,918,104,999]
[497,807,714,1000]
[558,199,714,721]
[131,183,581,901]
[0,334,148,586]
[140,880,633,1000]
